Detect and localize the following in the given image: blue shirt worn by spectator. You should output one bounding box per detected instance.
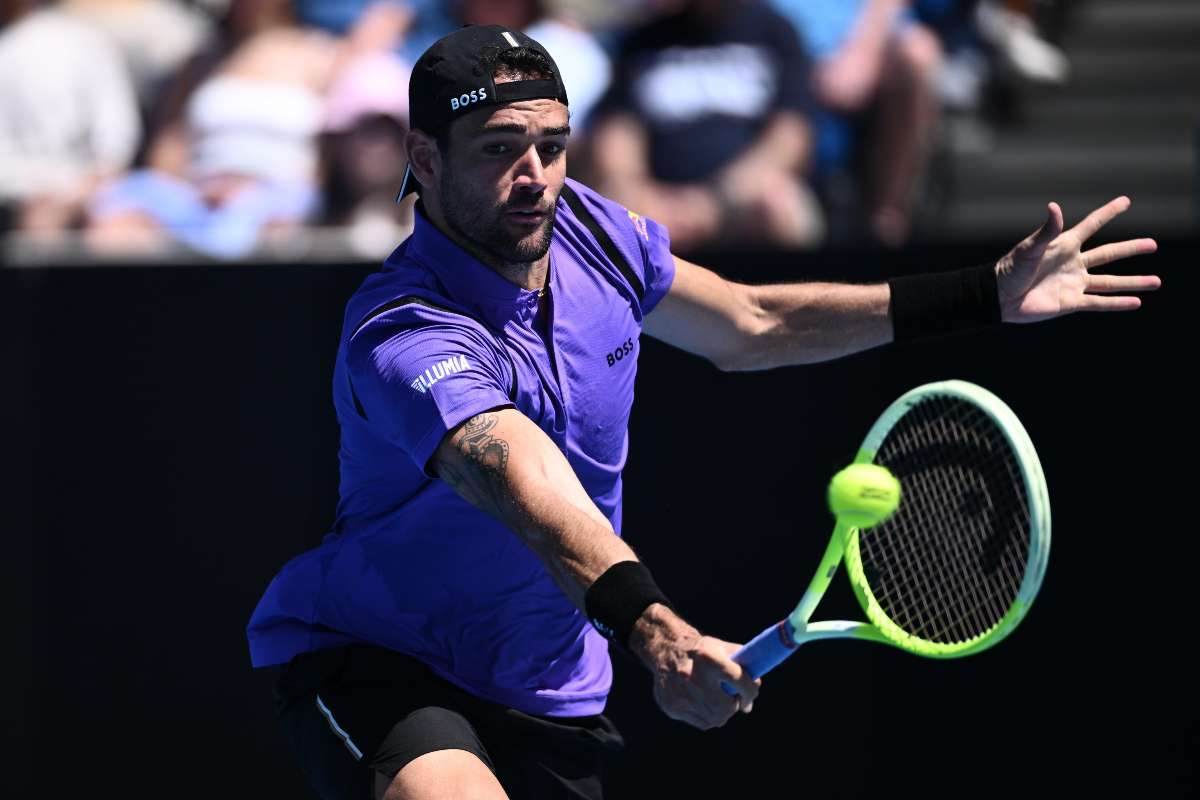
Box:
[768,0,916,172]
[291,0,455,66]
[247,178,675,717]
[770,0,916,59]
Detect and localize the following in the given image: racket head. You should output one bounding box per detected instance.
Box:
[842,380,1051,658]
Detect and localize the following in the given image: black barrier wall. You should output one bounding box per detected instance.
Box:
[7,241,1196,798]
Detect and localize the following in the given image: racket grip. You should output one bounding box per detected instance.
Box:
[721,620,798,696]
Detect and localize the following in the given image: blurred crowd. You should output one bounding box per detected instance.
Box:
[0,0,1071,260]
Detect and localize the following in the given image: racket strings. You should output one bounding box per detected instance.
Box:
[858,396,1031,644]
[914,425,1025,637]
[896,418,1027,642]
[874,448,1013,642]
[873,461,1002,640]
[906,411,1027,641]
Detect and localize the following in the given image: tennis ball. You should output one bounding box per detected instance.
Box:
[827,464,901,528]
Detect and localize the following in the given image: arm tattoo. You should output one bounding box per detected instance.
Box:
[438,412,512,516]
[460,414,510,472]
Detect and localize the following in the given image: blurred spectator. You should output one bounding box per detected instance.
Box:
[914,1,1066,117]
[589,0,824,252]
[914,0,991,112]
[85,0,343,257]
[86,74,324,258]
[772,0,943,247]
[62,0,214,110]
[0,0,141,234]
[458,0,612,129]
[318,50,414,256]
[292,0,454,65]
[975,0,1067,85]
[139,0,342,180]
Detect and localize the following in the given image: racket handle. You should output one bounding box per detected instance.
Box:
[721,620,798,696]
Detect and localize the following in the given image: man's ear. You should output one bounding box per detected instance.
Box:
[405,129,441,187]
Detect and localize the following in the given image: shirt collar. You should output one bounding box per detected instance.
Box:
[402,206,545,326]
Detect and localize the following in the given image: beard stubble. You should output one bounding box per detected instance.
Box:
[439,167,557,266]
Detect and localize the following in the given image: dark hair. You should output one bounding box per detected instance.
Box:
[434,46,557,151]
[485,45,555,82]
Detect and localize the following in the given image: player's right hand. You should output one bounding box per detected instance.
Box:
[630,605,761,730]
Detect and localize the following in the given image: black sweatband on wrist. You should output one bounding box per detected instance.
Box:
[888,263,1002,342]
[584,561,672,649]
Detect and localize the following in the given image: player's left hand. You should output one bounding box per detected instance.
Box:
[995,196,1160,324]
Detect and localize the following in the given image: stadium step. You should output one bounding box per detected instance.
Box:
[1021,95,1197,132]
[934,194,1194,241]
[1066,0,1200,46]
[935,0,1198,239]
[1065,49,1200,93]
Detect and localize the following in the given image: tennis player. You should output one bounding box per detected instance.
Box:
[247,25,1160,800]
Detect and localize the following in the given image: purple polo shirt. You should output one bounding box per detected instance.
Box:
[246,178,675,717]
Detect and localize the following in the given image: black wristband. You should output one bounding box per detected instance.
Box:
[584,561,672,649]
[888,263,1002,342]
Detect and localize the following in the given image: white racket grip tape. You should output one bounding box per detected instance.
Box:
[720,620,797,696]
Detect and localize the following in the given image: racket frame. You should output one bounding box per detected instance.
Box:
[733,380,1051,681]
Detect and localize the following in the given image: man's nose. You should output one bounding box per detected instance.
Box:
[511,143,547,193]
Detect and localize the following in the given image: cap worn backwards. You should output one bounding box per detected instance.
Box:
[396,25,569,201]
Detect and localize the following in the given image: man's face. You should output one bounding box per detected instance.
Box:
[436,98,570,265]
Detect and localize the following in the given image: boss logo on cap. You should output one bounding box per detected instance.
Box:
[450,87,488,111]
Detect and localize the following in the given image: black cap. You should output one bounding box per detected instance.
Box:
[396,25,569,200]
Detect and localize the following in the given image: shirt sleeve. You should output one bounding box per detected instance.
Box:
[636,212,676,315]
[347,317,513,474]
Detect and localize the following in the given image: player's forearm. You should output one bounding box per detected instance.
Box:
[732,281,893,370]
[434,411,639,611]
[504,479,641,611]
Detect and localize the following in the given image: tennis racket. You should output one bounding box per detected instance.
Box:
[725,380,1051,693]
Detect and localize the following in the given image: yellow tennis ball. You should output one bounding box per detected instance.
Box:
[827,464,901,528]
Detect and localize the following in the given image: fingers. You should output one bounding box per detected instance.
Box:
[663,679,739,731]
[1084,273,1162,294]
[1077,235,1160,308]
[661,639,760,731]
[1082,238,1158,270]
[693,640,760,713]
[1069,196,1131,243]
[1078,295,1143,312]
[663,702,727,731]
[721,664,760,713]
[653,636,767,731]
[1031,201,1064,245]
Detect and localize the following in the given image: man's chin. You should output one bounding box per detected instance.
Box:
[492,219,554,263]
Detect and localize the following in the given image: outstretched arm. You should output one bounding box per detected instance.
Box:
[645,196,1160,370]
[431,407,760,728]
[644,256,893,370]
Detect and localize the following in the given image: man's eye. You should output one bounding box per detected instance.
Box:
[541,143,565,156]
[483,143,511,155]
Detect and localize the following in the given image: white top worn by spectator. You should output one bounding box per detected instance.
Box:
[88,75,323,259]
[187,75,323,186]
[0,7,141,202]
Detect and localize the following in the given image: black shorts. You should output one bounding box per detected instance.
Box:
[273,645,625,800]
